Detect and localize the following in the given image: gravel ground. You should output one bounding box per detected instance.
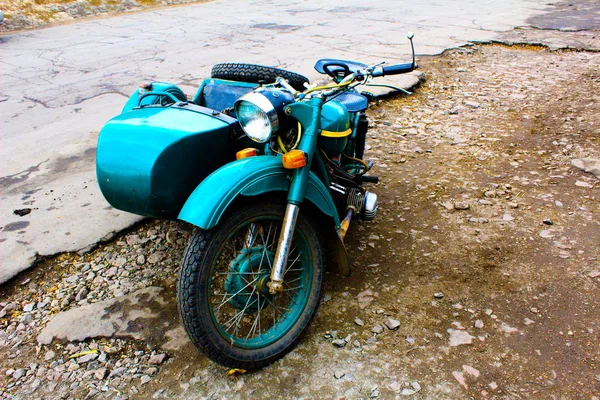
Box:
[1,36,599,399]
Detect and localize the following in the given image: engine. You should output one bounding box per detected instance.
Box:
[330,183,378,221]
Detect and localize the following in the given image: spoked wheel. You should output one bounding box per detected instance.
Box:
[178,203,324,369]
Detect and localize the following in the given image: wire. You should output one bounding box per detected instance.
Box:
[341,153,369,174]
[275,122,302,154]
[303,80,352,95]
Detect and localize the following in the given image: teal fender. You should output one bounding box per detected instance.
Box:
[178,156,340,230]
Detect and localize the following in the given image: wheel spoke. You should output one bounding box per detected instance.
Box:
[214,276,260,312]
[223,285,258,334]
[284,251,302,276]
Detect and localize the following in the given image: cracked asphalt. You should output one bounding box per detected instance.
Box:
[0,0,598,282]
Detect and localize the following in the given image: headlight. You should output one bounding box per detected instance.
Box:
[234,92,279,143]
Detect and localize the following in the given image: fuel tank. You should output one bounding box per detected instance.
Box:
[317,100,352,156]
[96,103,238,219]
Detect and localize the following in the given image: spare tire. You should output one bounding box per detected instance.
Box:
[211,63,309,92]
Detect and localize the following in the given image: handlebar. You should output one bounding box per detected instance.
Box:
[372,62,415,77]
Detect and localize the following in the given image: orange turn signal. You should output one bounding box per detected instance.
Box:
[282,150,307,169]
[236,148,258,160]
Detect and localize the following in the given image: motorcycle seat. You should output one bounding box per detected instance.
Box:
[330,92,368,113]
[193,79,258,112]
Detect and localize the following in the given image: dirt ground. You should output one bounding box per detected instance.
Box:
[1,37,599,399]
[0,0,211,31]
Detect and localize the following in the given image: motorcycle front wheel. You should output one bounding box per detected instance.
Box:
[178,202,324,369]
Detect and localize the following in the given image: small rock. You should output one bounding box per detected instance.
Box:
[575,180,593,188]
[136,255,146,265]
[114,257,127,267]
[141,375,152,385]
[433,292,444,299]
[20,313,33,325]
[441,201,454,211]
[126,235,140,245]
[474,320,484,329]
[105,267,118,278]
[371,325,384,334]
[571,158,600,179]
[5,369,15,376]
[109,367,126,378]
[499,322,519,333]
[543,219,553,225]
[508,202,519,208]
[23,303,35,312]
[464,101,481,109]
[462,365,480,378]
[385,318,401,331]
[30,378,41,391]
[454,202,470,210]
[388,381,402,392]
[148,252,165,264]
[588,271,600,279]
[78,353,98,363]
[489,381,498,390]
[334,370,345,380]
[75,287,89,302]
[354,318,364,327]
[448,329,474,346]
[60,298,71,309]
[94,368,108,380]
[44,350,56,361]
[332,339,346,347]
[12,368,25,380]
[401,382,422,396]
[357,290,375,310]
[148,353,167,365]
[502,214,514,222]
[453,371,468,390]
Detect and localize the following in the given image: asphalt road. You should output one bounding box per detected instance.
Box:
[0,0,557,283]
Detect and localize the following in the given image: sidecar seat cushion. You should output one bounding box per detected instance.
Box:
[194,79,258,112]
[331,92,368,113]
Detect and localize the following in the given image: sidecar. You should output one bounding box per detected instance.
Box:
[96,79,259,219]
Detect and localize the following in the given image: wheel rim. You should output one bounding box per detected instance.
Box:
[207,215,313,349]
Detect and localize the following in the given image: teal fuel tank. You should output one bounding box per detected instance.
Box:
[96,103,238,219]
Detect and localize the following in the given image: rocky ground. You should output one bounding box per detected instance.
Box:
[0,0,211,31]
[1,34,600,399]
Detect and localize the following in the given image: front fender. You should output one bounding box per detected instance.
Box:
[178,156,340,229]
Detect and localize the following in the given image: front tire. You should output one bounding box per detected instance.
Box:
[177,203,325,369]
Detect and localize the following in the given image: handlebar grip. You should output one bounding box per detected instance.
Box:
[382,62,414,76]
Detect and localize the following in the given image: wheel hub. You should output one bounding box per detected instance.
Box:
[224,246,273,311]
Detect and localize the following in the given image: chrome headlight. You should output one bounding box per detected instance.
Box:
[234,92,279,143]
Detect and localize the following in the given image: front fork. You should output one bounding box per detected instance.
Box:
[268,97,323,294]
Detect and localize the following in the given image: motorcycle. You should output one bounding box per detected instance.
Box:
[96,33,417,369]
